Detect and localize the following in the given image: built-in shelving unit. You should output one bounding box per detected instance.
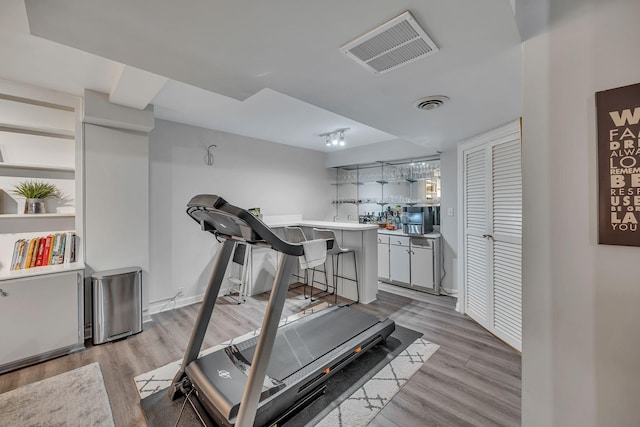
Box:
[0,213,75,219]
[333,158,441,222]
[0,123,75,139]
[0,82,80,247]
[0,162,75,173]
[0,80,84,373]
[0,261,84,281]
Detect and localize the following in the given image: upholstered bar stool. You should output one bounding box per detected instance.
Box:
[283,226,310,298]
[312,228,360,304]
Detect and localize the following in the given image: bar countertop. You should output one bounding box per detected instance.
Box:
[264,218,379,231]
[377,228,442,238]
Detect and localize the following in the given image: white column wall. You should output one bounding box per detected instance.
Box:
[148,119,333,309]
[83,90,152,326]
[521,1,640,426]
[439,150,457,293]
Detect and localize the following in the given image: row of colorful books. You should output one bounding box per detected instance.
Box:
[11,232,77,270]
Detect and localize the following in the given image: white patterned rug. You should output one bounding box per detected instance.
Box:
[313,337,438,427]
[136,303,332,399]
[0,363,114,427]
[135,306,439,426]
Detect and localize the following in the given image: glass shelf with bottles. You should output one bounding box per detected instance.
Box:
[333,158,441,221]
[332,197,440,207]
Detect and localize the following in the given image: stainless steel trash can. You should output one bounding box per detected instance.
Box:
[92,267,142,345]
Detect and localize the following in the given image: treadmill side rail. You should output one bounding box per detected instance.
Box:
[235,252,297,427]
[169,238,235,400]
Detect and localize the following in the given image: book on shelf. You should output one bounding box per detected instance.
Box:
[63,232,72,264]
[49,234,58,265]
[41,235,52,267]
[9,232,77,270]
[49,234,57,265]
[57,233,65,265]
[11,239,24,270]
[29,238,39,268]
[24,238,37,269]
[68,232,76,264]
[34,236,46,267]
[14,240,27,270]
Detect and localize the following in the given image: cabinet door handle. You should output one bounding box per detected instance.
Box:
[482,234,494,240]
[0,288,6,297]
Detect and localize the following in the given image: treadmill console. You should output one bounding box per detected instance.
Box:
[186,195,303,256]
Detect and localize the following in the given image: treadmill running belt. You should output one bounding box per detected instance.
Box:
[239,307,379,381]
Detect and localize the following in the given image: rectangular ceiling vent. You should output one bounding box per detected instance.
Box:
[340,11,438,75]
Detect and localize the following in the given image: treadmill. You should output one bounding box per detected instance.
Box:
[169,195,395,427]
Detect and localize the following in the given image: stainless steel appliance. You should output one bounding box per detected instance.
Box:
[402,206,441,235]
[402,207,426,234]
[92,267,142,345]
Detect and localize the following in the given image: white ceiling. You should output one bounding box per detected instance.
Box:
[1,0,522,157]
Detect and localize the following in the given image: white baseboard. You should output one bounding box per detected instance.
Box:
[146,293,204,317]
[441,287,458,296]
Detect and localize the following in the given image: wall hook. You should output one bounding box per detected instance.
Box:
[206,144,217,166]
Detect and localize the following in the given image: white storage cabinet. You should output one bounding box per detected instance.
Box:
[410,238,434,291]
[389,236,410,284]
[377,234,390,280]
[0,270,83,373]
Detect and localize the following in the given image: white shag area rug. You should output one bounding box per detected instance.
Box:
[0,362,114,427]
[135,303,439,426]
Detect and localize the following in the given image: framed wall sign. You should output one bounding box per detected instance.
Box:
[596,82,640,246]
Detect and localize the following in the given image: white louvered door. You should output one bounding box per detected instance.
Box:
[464,147,491,325]
[461,122,522,351]
[491,138,522,350]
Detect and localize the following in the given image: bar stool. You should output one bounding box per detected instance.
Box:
[283,226,310,298]
[312,228,360,304]
[225,242,250,304]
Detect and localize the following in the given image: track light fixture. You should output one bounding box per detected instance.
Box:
[320,128,349,148]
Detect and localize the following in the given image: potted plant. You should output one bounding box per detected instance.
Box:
[11,180,60,214]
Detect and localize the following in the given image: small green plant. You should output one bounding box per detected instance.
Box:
[11,180,60,199]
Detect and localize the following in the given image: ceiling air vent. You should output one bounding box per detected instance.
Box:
[340,11,438,75]
[414,96,449,111]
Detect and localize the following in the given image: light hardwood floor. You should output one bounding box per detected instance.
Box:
[0,283,521,427]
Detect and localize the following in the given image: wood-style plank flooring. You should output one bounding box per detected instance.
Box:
[0,283,521,426]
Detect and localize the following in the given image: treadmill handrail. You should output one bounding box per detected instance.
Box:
[186,194,304,256]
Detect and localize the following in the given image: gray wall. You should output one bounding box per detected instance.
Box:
[521,1,640,425]
[147,119,334,309]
